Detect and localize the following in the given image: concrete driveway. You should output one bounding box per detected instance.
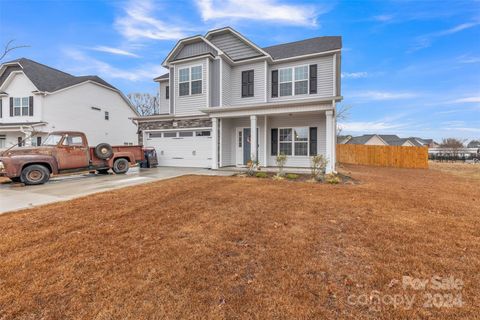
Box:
[0,167,233,214]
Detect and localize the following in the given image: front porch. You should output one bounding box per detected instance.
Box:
[210,109,336,173]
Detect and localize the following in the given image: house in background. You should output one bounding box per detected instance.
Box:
[339,134,436,147]
[0,58,138,149]
[136,27,342,173]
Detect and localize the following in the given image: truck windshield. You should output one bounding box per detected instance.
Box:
[42,134,63,146]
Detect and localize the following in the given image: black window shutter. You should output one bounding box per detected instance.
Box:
[248,70,254,97]
[9,97,13,116]
[0,99,2,118]
[29,96,34,116]
[309,127,318,155]
[271,70,278,97]
[166,86,170,99]
[241,71,248,97]
[271,128,278,156]
[309,64,317,94]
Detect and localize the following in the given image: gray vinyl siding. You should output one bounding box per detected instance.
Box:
[229,61,266,106]
[267,55,335,102]
[220,118,234,166]
[174,58,208,116]
[209,33,263,61]
[267,114,327,167]
[159,81,169,114]
[173,41,217,61]
[221,60,232,106]
[169,68,174,114]
[210,59,220,107]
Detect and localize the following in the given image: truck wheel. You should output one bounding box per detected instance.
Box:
[112,158,129,174]
[94,143,113,160]
[21,164,50,185]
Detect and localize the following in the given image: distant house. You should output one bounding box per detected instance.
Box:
[0,58,138,149]
[339,134,434,147]
[467,140,480,148]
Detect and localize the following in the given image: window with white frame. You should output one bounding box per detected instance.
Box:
[279,69,292,97]
[13,97,29,116]
[178,66,202,96]
[278,66,309,97]
[278,127,309,156]
[294,66,308,95]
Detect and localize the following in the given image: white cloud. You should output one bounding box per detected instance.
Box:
[63,48,165,82]
[349,90,418,101]
[195,0,319,26]
[409,21,480,52]
[115,0,188,41]
[450,96,480,103]
[341,72,369,79]
[373,14,394,22]
[339,120,405,132]
[457,55,480,64]
[92,46,139,57]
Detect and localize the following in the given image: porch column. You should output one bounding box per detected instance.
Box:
[263,115,268,166]
[325,110,334,173]
[211,117,219,169]
[250,115,258,163]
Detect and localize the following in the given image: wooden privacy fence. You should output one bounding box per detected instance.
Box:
[337,144,429,169]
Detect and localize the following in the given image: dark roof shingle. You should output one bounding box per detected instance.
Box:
[262,36,342,60]
[0,58,118,92]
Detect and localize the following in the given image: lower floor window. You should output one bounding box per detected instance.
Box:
[278,127,309,156]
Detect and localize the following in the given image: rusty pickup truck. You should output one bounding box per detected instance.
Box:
[0,131,157,185]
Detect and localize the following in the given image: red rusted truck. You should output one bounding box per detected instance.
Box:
[0,131,157,185]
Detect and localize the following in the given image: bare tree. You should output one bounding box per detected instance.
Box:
[127,93,158,116]
[0,40,30,62]
[440,138,466,157]
[336,104,352,137]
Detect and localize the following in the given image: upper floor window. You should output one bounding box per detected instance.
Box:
[14,97,29,116]
[241,70,254,98]
[273,64,316,98]
[166,85,170,99]
[104,111,109,120]
[278,66,309,97]
[179,65,202,96]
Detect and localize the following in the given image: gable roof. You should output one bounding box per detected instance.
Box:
[346,134,384,145]
[262,36,342,60]
[154,73,170,82]
[0,58,118,92]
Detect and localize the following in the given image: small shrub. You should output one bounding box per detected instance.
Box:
[256,172,268,178]
[285,173,299,180]
[275,153,287,177]
[310,154,328,181]
[325,173,340,184]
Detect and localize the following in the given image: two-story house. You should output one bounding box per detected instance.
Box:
[135,27,342,173]
[0,58,138,149]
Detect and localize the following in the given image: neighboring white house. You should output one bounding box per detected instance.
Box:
[339,134,427,147]
[0,58,138,149]
[136,27,342,173]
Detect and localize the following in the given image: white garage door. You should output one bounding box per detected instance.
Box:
[145,130,212,168]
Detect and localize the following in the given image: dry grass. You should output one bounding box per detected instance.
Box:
[429,161,480,181]
[0,165,479,319]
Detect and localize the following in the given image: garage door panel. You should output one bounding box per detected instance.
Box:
[145,131,212,168]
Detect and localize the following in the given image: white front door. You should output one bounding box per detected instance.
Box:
[145,129,212,167]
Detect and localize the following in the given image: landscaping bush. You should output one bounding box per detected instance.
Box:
[275,153,287,177]
[255,172,268,178]
[310,154,328,181]
[325,173,340,184]
[285,173,299,180]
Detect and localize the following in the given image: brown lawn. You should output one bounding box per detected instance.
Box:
[0,165,479,319]
[430,161,480,181]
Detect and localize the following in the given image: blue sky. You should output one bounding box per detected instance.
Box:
[1,0,479,141]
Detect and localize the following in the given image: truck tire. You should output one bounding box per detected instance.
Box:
[112,158,129,174]
[94,143,113,160]
[21,164,50,185]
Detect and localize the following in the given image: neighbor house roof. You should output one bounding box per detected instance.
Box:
[262,36,342,60]
[154,73,170,81]
[0,58,117,92]
[346,134,388,145]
